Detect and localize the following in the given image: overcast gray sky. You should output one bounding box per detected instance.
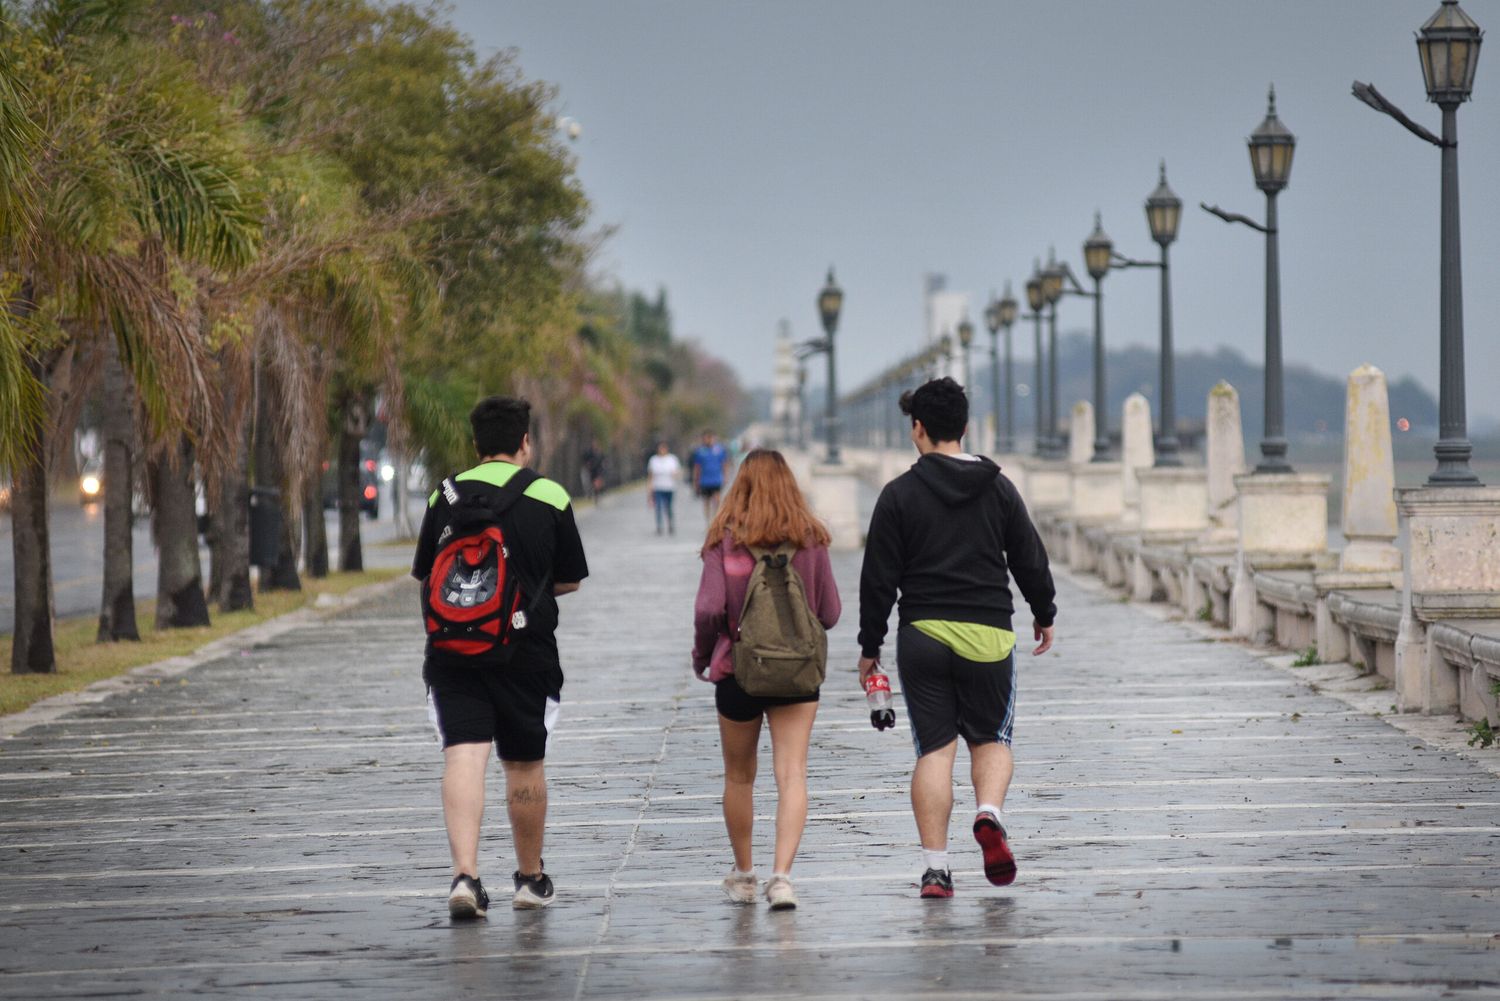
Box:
[450,0,1500,424]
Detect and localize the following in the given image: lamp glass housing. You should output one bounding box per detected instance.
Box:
[1041,263,1063,305]
[1417,0,1483,102]
[958,318,974,348]
[1083,214,1113,280]
[998,291,1018,328]
[1145,165,1182,246]
[1248,88,1296,192]
[984,300,1001,334]
[1025,275,1044,312]
[818,268,843,334]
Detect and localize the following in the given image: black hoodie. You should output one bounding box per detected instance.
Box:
[857,452,1056,659]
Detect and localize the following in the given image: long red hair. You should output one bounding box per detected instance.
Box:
[702,449,830,553]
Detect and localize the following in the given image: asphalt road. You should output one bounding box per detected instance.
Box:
[0,497,409,634]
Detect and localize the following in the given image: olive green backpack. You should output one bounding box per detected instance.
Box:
[731,543,828,697]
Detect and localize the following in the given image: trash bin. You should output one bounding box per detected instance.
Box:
[249,487,282,569]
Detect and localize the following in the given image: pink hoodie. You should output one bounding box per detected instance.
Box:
[691,534,842,682]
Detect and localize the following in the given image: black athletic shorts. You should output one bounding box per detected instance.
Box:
[697,483,723,499]
[895,624,1016,758]
[714,675,819,723]
[425,661,563,761]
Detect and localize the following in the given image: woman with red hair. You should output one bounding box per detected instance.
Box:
[692,449,841,910]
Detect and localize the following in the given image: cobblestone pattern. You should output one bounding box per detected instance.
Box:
[2,491,1499,999]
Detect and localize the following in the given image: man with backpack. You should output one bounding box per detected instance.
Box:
[412,396,589,918]
[857,377,1056,899]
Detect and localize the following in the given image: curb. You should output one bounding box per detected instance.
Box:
[0,573,412,740]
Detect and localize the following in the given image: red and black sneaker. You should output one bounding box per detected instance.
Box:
[919,867,954,898]
[973,812,1017,886]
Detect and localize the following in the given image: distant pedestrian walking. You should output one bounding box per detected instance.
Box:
[690,429,733,519]
[411,396,590,919]
[646,440,681,535]
[692,449,841,910]
[856,377,1056,898]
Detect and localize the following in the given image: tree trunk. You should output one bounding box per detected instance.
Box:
[336,394,368,573]
[150,435,211,629]
[96,337,140,642]
[303,483,329,579]
[214,408,254,612]
[253,368,300,592]
[10,376,56,674]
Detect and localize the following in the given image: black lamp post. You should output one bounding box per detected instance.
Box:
[1353,0,1482,486]
[985,284,1019,454]
[816,267,844,464]
[1205,87,1296,474]
[1025,263,1046,456]
[1145,162,1183,467]
[1040,250,1065,458]
[957,316,975,392]
[1083,214,1114,461]
[795,362,808,450]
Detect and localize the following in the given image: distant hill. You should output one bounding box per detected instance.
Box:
[969,334,1436,443]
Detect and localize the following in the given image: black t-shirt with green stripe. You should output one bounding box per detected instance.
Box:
[412,461,589,672]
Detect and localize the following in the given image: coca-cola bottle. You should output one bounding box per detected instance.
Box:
[864,668,896,731]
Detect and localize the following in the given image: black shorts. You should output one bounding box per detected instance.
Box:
[425,662,563,761]
[714,675,819,723]
[697,483,722,500]
[895,624,1016,757]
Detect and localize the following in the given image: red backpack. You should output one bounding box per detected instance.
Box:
[421,468,547,660]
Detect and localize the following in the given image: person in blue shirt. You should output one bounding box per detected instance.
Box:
[689,429,734,519]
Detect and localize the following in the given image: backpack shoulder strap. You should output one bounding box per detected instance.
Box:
[492,467,541,514]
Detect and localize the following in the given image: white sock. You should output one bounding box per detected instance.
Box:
[976,802,1002,822]
[730,868,755,878]
[923,848,949,872]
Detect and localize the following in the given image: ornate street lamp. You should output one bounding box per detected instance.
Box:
[957,315,975,385]
[1145,162,1183,467]
[1025,262,1046,457]
[1353,0,1483,485]
[1205,87,1296,473]
[1083,213,1114,461]
[1040,250,1066,458]
[985,284,1019,454]
[816,267,844,464]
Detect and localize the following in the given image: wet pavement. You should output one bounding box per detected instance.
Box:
[2,488,1499,999]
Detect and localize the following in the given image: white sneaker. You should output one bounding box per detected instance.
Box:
[721,870,758,904]
[765,874,798,910]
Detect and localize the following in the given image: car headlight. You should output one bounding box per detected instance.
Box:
[81,475,102,497]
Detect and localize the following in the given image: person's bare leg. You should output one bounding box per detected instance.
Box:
[969,740,1014,812]
[502,759,547,875]
[443,742,492,877]
[911,739,959,852]
[766,701,817,874]
[718,714,762,872]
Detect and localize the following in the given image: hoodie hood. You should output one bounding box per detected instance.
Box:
[911,452,1002,507]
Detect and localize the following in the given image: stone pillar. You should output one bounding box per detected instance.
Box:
[808,462,862,551]
[1230,471,1331,639]
[1068,401,1094,466]
[1340,364,1401,573]
[1119,393,1154,528]
[1395,486,1500,713]
[1202,381,1246,545]
[1019,456,1070,512]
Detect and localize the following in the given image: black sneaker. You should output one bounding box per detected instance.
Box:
[513,868,555,909]
[448,874,489,919]
[919,867,954,899]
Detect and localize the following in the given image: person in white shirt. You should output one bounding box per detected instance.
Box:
[646,441,682,535]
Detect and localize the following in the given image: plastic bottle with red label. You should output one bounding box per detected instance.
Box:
[864,668,896,731]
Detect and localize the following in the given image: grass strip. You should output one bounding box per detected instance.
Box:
[0,567,406,716]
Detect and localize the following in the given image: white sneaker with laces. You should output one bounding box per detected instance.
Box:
[721,870,758,904]
[765,874,798,910]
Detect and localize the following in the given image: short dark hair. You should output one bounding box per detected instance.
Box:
[899,377,968,443]
[470,396,530,457]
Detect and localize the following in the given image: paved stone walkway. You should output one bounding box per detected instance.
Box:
[2,489,1499,999]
